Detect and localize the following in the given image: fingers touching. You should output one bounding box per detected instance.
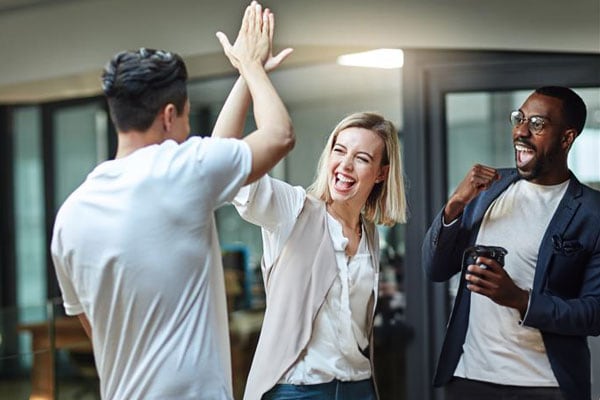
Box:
[217,2,292,72]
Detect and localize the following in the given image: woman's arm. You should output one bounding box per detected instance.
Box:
[211,77,251,139]
[233,175,304,232]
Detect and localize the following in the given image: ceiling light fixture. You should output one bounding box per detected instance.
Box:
[337,48,404,69]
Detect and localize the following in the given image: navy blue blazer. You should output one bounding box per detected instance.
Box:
[422,168,600,400]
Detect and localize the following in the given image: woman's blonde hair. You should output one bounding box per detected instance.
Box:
[307,112,407,226]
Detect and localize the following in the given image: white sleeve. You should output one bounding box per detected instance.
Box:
[232,175,305,232]
[189,137,252,208]
[51,226,84,316]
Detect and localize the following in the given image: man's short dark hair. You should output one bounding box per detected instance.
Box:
[102,48,188,132]
[535,86,587,135]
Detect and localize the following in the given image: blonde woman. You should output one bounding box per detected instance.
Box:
[214,92,407,400]
[241,112,408,400]
[213,11,406,400]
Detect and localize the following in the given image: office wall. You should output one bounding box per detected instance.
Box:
[0,0,599,102]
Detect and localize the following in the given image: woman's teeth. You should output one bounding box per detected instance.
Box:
[336,173,354,183]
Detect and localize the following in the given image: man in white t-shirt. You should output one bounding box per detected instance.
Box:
[422,86,600,400]
[51,3,294,399]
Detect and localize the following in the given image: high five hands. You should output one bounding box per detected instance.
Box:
[216,1,293,73]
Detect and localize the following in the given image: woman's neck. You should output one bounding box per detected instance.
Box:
[327,202,361,230]
[327,201,363,258]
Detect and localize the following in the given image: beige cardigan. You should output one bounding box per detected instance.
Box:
[243,195,380,400]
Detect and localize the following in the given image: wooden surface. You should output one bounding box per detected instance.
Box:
[18,316,92,400]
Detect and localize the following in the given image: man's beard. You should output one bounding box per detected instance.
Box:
[516,139,562,181]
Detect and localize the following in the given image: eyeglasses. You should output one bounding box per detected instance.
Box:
[509,110,549,135]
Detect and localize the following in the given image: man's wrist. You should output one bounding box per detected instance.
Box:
[444,199,466,222]
[239,59,265,73]
[517,288,530,320]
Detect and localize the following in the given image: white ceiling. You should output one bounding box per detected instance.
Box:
[0,0,75,13]
[0,0,598,103]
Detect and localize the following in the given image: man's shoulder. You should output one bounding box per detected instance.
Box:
[55,181,90,216]
[564,171,600,202]
[577,180,600,198]
[184,135,247,150]
[182,136,250,164]
[577,181,600,215]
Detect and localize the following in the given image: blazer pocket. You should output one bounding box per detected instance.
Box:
[551,234,583,256]
[546,236,588,298]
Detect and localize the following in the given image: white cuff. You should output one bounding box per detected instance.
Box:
[442,214,459,227]
[518,289,533,325]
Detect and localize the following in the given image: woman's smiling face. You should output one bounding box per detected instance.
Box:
[328,127,389,206]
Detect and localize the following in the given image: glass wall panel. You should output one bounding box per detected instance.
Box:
[13,106,46,371]
[53,102,108,208]
[14,107,46,312]
[5,101,108,392]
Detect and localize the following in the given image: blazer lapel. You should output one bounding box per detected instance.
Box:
[472,170,521,224]
[532,174,583,291]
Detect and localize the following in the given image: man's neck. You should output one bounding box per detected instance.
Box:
[526,167,571,186]
[115,129,166,159]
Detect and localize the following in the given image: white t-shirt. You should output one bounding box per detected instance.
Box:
[51,137,251,400]
[233,176,375,384]
[455,179,569,386]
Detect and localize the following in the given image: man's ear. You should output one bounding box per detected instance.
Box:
[161,103,177,133]
[561,128,577,150]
